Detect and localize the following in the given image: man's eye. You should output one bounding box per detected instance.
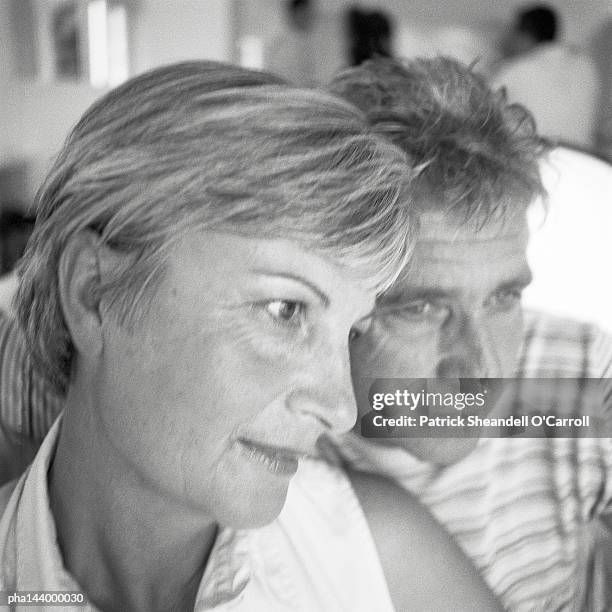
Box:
[265,300,304,324]
[487,289,522,311]
[403,300,433,316]
[399,300,447,319]
[349,322,369,343]
[376,299,448,322]
[348,316,372,343]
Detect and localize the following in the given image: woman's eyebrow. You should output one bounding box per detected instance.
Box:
[248,269,330,306]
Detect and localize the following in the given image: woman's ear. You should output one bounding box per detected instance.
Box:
[58,230,114,359]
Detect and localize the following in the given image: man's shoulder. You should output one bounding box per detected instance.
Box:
[523,308,598,335]
[520,310,612,377]
[522,309,602,348]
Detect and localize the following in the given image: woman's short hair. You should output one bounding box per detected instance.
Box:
[329,56,550,224]
[16,61,414,394]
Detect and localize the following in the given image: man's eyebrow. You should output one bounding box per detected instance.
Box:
[248,269,330,306]
[378,287,452,305]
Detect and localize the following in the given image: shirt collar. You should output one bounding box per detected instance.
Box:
[11,418,252,610]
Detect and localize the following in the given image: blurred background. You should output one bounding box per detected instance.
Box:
[0,0,610,327]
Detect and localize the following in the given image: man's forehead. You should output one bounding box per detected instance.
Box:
[416,208,529,243]
[388,208,531,292]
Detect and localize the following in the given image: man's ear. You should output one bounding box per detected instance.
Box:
[58,230,122,358]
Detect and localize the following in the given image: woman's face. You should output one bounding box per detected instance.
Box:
[96,232,374,527]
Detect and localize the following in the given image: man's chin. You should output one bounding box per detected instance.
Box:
[378,436,480,466]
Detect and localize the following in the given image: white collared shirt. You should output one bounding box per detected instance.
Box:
[0,419,394,611]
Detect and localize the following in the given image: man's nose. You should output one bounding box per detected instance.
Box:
[286,346,357,433]
[437,312,501,378]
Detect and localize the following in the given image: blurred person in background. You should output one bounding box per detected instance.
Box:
[265,0,317,86]
[493,4,601,150]
[330,56,612,611]
[346,7,394,67]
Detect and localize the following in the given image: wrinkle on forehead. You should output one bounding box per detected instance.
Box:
[416,208,530,243]
[388,209,531,293]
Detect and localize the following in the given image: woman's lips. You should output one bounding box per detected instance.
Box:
[237,439,302,476]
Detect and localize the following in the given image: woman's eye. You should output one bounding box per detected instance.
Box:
[265,300,304,324]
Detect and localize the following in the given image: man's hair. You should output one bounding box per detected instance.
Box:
[517,5,558,43]
[329,56,550,224]
[17,61,413,395]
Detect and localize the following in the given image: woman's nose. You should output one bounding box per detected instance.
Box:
[286,347,357,433]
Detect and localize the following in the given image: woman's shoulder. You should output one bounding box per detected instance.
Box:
[0,479,18,517]
[252,457,396,611]
[349,468,502,611]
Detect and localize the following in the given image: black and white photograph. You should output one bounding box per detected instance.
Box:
[0,1,610,610]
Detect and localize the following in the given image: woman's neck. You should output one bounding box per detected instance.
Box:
[48,390,218,612]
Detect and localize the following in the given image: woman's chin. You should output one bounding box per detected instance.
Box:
[215,480,291,530]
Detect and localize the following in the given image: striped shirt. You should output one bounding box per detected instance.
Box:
[342,309,612,611]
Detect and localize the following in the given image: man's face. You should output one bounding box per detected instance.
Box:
[95,232,374,528]
[351,209,531,463]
